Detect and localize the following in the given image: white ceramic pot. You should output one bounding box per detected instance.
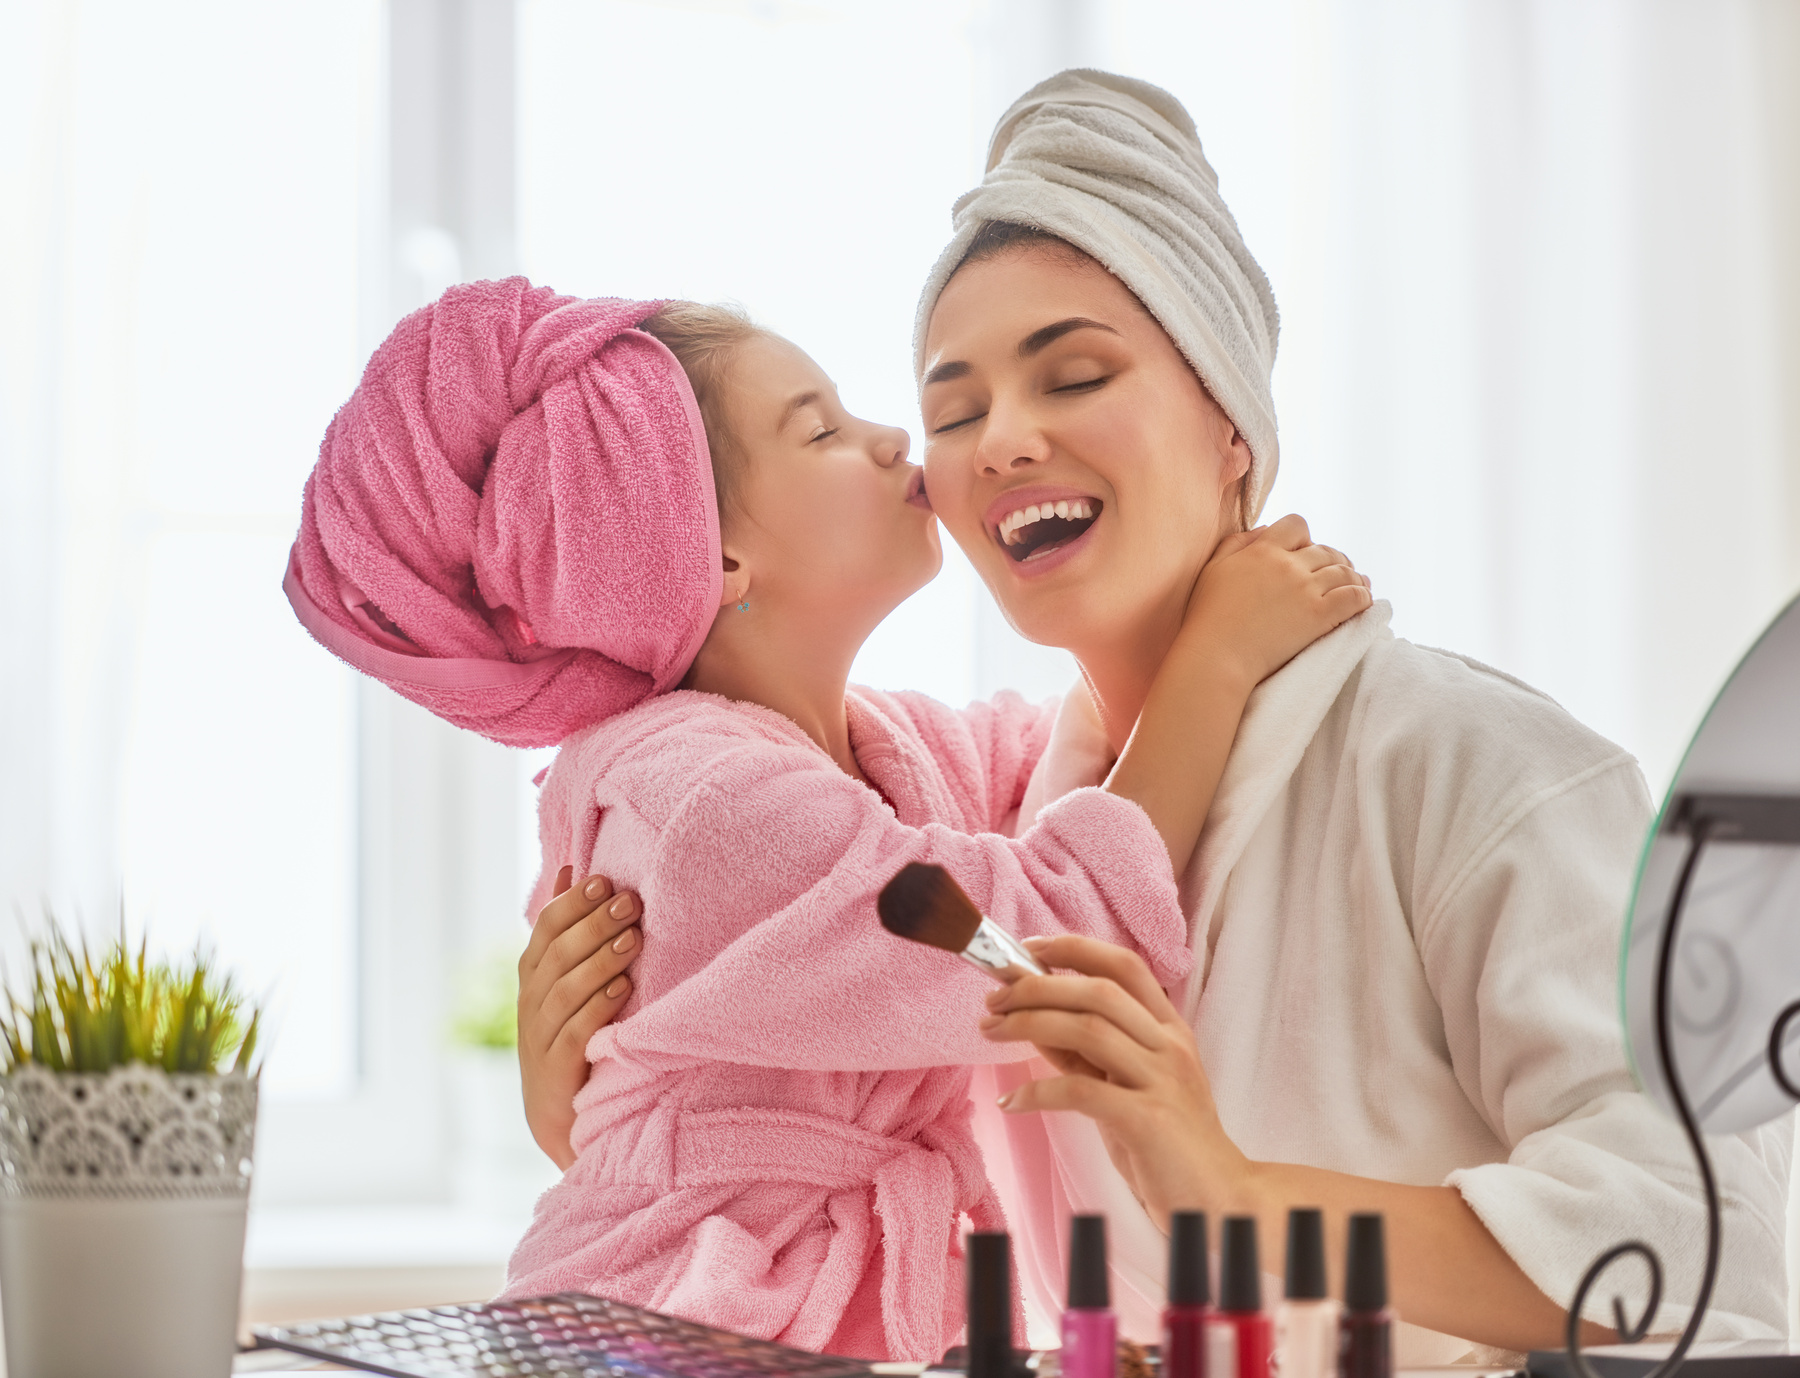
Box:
[0,1064,257,1378]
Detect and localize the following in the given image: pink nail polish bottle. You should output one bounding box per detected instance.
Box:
[1061,1215,1117,1378]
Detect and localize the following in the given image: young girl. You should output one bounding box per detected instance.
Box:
[285,279,1368,1361]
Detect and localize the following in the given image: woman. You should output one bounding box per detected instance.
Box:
[523,71,1790,1356]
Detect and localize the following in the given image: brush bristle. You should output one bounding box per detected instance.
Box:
[878,863,983,955]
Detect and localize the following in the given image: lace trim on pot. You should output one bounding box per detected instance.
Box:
[0,1065,257,1200]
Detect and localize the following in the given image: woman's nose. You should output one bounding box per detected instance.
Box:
[973,400,1050,475]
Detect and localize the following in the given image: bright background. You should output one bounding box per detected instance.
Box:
[3,0,1797,1333]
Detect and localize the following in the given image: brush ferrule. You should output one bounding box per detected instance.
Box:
[960,917,1047,981]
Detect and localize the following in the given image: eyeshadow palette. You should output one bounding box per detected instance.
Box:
[253,1292,875,1378]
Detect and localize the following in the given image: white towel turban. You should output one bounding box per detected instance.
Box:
[915,69,1282,522]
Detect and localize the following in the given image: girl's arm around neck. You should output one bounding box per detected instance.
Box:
[1104,515,1371,876]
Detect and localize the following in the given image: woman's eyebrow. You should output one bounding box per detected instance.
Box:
[1018,316,1118,357]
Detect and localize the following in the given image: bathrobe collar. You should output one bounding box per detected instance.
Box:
[1185,601,1391,974]
[1019,601,1393,976]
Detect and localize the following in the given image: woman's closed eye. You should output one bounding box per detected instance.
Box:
[1051,374,1110,394]
[808,426,840,444]
[931,411,984,436]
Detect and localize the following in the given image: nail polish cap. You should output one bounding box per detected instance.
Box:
[1168,1211,1210,1307]
[966,1232,1013,1376]
[1284,1208,1327,1300]
[1219,1215,1261,1313]
[1344,1213,1388,1313]
[1067,1214,1110,1309]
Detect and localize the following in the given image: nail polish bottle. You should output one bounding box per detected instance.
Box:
[1339,1214,1394,1378]
[1162,1211,1210,1378]
[966,1232,1014,1378]
[1209,1216,1271,1378]
[1061,1215,1117,1378]
[1276,1209,1338,1378]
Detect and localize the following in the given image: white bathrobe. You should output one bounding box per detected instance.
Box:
[980,602,1792,1355]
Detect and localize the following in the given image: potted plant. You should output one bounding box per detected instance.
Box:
[0,924,262,1378]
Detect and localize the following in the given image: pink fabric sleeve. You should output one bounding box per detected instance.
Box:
[872,689,1060,834]
[595,739,1189,1073]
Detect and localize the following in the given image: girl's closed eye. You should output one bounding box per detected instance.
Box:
[809,427,839,443]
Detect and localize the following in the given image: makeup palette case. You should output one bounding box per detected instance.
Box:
[251,1292,875,1377]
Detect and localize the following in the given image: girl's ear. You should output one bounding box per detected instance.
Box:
[717,550,749,610]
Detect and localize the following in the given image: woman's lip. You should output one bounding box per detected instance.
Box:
[982,484,1103,540]
[997,510,1101,581]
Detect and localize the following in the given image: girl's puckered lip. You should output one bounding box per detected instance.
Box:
[904,466,932,510]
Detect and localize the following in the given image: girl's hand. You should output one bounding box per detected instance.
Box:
[517,866,642,1171]
[1185,512,1370,690]
[978,932,1249,1226]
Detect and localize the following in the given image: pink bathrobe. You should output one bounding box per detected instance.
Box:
[504,685,1190,1361]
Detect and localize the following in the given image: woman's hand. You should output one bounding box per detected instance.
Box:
[517,866,642,1171]
[979,932,1619,1352]
[1185,512,1370,691]
[979,932,1250,1226]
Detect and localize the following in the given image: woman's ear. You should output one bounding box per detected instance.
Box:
[1223,422,1252,486]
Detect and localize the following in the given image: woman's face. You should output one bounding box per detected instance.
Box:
[920,248,1250,654]
[723,334,940,634]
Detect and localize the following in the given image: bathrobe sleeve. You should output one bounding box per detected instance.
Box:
[588,707,1189,1075]
[868,687,1060,834]
[1407,706,1793,1338]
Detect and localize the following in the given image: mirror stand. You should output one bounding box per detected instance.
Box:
[1565,793,1800,1378]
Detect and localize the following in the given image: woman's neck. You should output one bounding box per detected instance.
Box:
[683,611,867,783]
[1073,588,1188,758]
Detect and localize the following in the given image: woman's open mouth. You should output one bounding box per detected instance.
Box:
[993,495,1102,564]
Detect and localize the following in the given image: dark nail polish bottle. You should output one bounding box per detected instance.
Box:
[1162,1211,1210,1378]
[967,1232,1013,1378]
[1338,1214,1394,1378]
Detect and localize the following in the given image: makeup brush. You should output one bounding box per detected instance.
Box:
[877,863,1047,980]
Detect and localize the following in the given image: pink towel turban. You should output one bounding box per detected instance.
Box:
[284,277,721,748]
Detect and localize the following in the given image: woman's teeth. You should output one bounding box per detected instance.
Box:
[999,499,1095,546]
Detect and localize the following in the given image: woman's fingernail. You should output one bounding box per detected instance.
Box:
[612,929,637,954]
[996,1092,1015,1110]
[583,877,605,900]
[1022,934,1050,948]
[604,977,629,999]
[608,894,635,921]
[978,1014,1002,1031]
[984,987,1006,1008]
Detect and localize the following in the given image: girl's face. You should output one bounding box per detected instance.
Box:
[920,248,1251,655]
[723,334,940,635]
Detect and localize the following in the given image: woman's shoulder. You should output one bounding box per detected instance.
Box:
[1337,636,1647,850]
[1354,636,1634,776]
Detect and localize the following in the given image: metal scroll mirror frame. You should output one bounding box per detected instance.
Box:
[1564,591,1800,1378]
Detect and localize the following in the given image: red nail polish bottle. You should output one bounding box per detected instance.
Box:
[1209,1216,1271,1378]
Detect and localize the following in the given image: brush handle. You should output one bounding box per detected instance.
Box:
[960,917,1047,981]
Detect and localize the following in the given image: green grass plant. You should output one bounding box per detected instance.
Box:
[0,922,262,1076]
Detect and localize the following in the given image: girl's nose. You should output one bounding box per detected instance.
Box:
[872,423,911,468]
